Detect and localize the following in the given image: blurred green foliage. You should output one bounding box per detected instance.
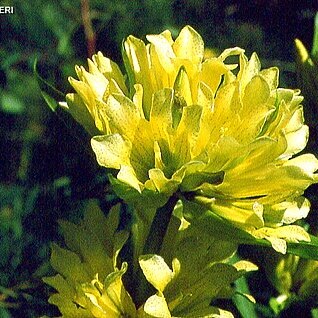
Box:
[1,0,318,317]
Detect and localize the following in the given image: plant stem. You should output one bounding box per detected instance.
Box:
[142,193,179,255]
[133,193,178,307]
[81,0,96,57]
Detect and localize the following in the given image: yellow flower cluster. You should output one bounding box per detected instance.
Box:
[62,26,317,253]
[44,201,256,317]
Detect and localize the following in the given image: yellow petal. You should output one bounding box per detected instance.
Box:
[117,165,143,193]
[260,67,279,90]
[124,35,153,118]
[150,88,174,143]
[92,51,128,95]
[200,58,228,95]
[173,66,193,106]
[65,93,101,136]
[104,94,141,139]
[101,263,137,316]
[233,260,258,272]
[173,25,204,62]
[139,254,174,293]
[91,134,131,169]
[143,294,171,318]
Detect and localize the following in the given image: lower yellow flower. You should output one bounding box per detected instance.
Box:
[44,201,257,317]
[43,201,135,317]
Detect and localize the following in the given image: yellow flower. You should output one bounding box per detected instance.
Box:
[43,201,136,317]
[137,212,258,318]
[63,26,318,253]
[44,200,256,317]
[267,250,318,300]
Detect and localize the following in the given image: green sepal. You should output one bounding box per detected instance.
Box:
[121,39,136,97]
[108,173,168,210]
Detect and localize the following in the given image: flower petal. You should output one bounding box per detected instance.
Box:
[139,254,174,293]
[91,134,131,169]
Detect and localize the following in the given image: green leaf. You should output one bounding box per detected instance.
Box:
[311,12,318,58]
[0,308,10,318]
[33,59,64,112]
[33,59,93,147]
[1,92,24,114]
[40,90,59,112]
[231,253,258,318]
[286,234,318,260]
[233,277,258,318]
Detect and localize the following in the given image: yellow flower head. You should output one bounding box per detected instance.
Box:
[64,26,318,253]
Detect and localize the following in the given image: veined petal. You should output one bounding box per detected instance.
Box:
[171,105,203,167]
[139,254,174,293]
[104,94,141,138]
[267,197,310,225]
[143,294,171,317]
[91,134,131,169]
[148,168,180,195]
[173,25,204,62]
[130,119,155,181]
[283,153,318,176]
[259,67,279,90]
[76,65,109,98]
[117,165,143,193]
[200,58,229,95]
[237,52,261,89]
[197,81,214,109]
[92,51,128,95]
[283,125,309,157]
[253,225,311,254]
[124,35,153,118]
[146,32,175,69]
[100,263,136,316]
[209,199,265,228]
[150,88,174,143]
[173,66,193,106]
[68,77,97,113]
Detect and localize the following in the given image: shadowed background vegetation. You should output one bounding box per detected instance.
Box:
[1,1,318,317]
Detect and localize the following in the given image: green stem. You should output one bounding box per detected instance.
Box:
[134,193,178,307]
[142,193,179,255]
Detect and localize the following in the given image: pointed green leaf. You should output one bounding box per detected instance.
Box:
[311,12,318,58]
[33,58,65,111]
[286,234,318,260]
